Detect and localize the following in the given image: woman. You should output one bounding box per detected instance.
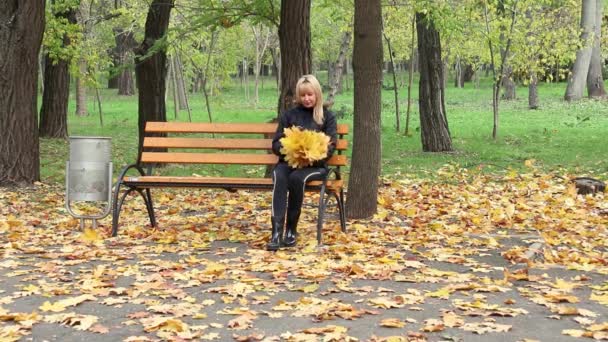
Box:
[268,75,338,251]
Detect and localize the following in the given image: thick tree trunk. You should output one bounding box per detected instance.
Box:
[134,0,173,159]
[416,12,452,152]
[565,0,595,101]
[277,0,311,115]
[39,56,70,138]
[75,59,88,116]
[327,31,351,104]
[0,0,45,185]
[39,7,77,139]
[345,0,383,219]
[586,0,605,98]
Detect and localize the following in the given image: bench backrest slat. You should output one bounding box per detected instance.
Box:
[141,152,348,166]
[143,137,348,150]
[145,122,349,135]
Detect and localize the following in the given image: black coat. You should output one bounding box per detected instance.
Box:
[271,105,338,167]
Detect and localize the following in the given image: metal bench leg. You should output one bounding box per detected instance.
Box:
[112,186,134,237]
[316,185,328,245]
[338,188,346,232]
[137,188,156,227]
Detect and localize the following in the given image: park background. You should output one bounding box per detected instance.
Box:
[1,1,608,341]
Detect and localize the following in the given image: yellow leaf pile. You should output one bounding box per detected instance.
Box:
[279,127,330,168]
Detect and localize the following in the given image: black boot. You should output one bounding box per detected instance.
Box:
[283,210,300,247]
[266,216,284,251]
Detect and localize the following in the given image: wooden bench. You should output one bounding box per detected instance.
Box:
[111,121,349,244]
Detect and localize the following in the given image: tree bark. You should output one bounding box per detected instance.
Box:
[0,0,45,185]
[173,55,188,109]
[565,0,595,101]
[327,31,351,105]
[405,13,416,136]
[454,57,463,88]
[528,73,539,109]
[277,0,311,115]
[75,59,88,116]
[134,0,174,159]
[114,29,136,96]
[501,65,516,100]
[39,7,77,139]
[416,12,452,152]
[586,0,605,98]
[383,32,400,131]
[345,0,383,219]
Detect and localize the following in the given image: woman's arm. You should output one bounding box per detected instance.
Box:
[272,112,289,156]
[323,111,338,160]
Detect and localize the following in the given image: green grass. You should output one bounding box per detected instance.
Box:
[40,74,608,184]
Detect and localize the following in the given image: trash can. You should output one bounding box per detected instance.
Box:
[65,136,113,229]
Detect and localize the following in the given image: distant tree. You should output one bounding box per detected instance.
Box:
[277,0,311,114]
[416,11,452,152]
[586,0,605,98]
[346,0,382,219]
[112,28,137,96]
[565,0,596,101]
[39,0,78,138]
[134,0,174,158]
[0,0,46,185]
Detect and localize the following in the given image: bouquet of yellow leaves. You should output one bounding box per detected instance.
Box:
[280,126,330,168]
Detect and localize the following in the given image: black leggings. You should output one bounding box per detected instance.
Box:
[271,162,327,219]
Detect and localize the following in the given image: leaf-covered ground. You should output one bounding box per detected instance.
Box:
[1,169,607,341]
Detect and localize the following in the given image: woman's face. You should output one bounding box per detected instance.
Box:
[299,85,317,108]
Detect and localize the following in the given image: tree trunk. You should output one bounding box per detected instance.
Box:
[405,13,416,136]
[454,57,463,88]
[327,30,351,105]
[116,29,136,96]
[173,55,188,108]
[75,59,88,116]
[345,0,383,219]
[134,0,174,159]
[252,25,270,109]
[383,32,400,131]
[416,12,452,152]
[39,55,70,138]
[528,73,539,109]
[501,65,516,100]
[0,0,45,186]
[277,0,311,115]
[39,7,77,139]
[565,0,595,101]
[270,47,280,94]
[586,0,605,98]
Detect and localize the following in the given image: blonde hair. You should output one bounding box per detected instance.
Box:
[295,74,324,125]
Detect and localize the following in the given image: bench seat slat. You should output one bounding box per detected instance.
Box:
[140,152,347,166]
[143,137,348,150]
[145,122,349,135]
[122,176,343,191]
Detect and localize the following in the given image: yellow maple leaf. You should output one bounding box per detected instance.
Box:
[379,318,406,328]
[590,292,608,305]
[80,228,103,244]
[425,287,453,299]
[39,301,66,312]
[280,127,330,168]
